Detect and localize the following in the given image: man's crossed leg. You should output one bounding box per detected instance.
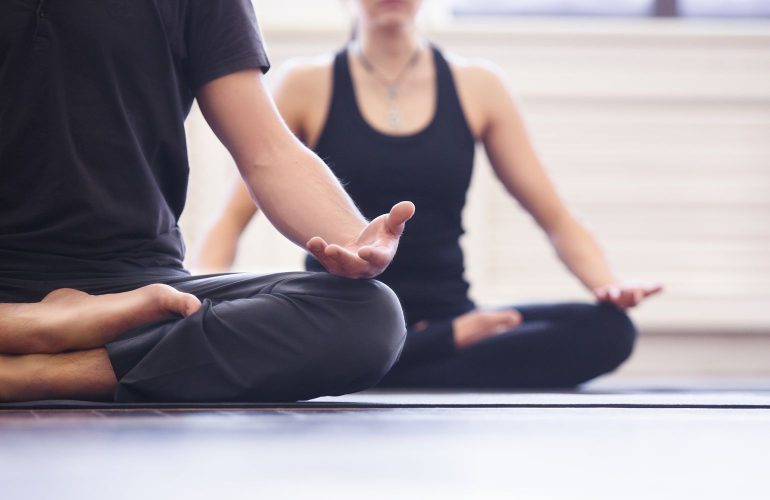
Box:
[0,273,405,403]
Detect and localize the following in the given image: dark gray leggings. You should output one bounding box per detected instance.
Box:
[379,302,637,389]
[0,272,406,403]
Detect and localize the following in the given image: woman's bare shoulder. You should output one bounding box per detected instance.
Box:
[270,52,337,144]
[272,52,336,97]
[442,51,512,136]
[443,51,508,95]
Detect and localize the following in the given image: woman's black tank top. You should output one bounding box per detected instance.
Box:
[305,46,477,323]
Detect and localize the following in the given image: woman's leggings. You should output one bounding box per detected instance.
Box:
[378,302,637,389]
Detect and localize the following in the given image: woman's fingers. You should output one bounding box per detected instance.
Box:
[643,283,664,297]
[594,282,663,309]
[484,310,522,334]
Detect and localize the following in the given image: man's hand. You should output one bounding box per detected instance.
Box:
[452,309,523,350]
[593,282,663,309]
[306,201,415,279]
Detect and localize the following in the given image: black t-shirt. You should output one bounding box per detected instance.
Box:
[0,0,269,279]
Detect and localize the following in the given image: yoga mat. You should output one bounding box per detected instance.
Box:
[3,387,770,410]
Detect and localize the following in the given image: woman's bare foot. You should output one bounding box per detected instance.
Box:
[452,308,523,350]
[0,284,201,354]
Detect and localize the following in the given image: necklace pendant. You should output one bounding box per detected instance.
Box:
[387,85,398,100]
[387,107,403,130]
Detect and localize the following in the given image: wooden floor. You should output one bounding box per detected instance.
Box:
[2,379,769,500]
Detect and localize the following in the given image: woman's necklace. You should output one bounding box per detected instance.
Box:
[355,43,422,130]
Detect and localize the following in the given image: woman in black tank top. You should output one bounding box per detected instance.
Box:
[195,0,662,388]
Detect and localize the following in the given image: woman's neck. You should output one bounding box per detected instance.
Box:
[356,24,422,76]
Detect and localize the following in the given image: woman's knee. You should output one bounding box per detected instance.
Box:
[588,303,637,369]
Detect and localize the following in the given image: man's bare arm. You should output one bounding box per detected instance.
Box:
[196,70,413,278]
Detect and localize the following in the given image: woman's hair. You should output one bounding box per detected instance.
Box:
[349,10,359,41]
[343,0,358,42]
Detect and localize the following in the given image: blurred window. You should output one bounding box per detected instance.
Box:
[450,0,770,18]
[680,0,770,17]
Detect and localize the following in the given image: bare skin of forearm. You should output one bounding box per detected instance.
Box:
[198,70,413,279]
[197,71,367,249]
[192,181,258,273]
[238,138,366,247]
[192,218,244,273]
[471,63,659,307]
[548,217,620,290]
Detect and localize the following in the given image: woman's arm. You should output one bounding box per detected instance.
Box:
[472,64,660,308]
[190,180,257,273]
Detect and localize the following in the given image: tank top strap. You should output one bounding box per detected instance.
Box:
[314,49,356,150]
[430,44,472,136]
[330,48,356,115]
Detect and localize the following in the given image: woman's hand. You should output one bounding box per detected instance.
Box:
[306,201,415,279]
[593,282,663,309]
[452,309,522,350]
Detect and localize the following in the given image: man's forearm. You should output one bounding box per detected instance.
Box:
[238,134,367,248]
[196,70,367,249]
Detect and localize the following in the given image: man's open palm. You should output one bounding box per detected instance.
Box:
[306,202,415,279]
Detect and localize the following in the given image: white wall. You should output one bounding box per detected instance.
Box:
[182,9,770,335]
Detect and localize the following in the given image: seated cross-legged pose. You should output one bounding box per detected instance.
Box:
[195,0,663,389]
[0,0,415,403]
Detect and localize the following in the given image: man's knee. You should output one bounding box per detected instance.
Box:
[311,277,406,395]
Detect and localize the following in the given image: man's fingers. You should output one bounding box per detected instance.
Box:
[385,201,415,236]
[327,244,379,277]
[358,245,389,268]
[306,236,329,263]
[325,244,352,266]
[306,236,327,254]
[307,239,352,275]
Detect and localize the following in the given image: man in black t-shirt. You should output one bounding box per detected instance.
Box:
[0,1,413,402]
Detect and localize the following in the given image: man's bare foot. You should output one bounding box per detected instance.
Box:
[0,284,201,354]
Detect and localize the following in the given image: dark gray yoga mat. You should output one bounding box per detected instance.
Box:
[3,385,770,410]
